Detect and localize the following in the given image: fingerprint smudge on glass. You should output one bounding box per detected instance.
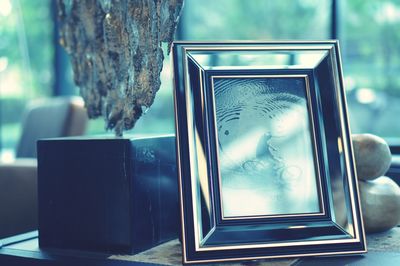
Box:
[213,76,320,218]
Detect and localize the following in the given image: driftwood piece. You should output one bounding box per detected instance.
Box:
[57,0,184,136]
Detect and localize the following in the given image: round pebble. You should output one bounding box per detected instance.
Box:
[358,176,400,233]
[352,134,392,180]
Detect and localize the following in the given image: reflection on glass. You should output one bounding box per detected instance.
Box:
[213,76,320,217]
[190,50,328,70]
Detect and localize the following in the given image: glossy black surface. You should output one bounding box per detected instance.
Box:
[0,232,159,266]
[172,41,366,263]
[37,136,179,254]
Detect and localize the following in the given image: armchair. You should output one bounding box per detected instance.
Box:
[0,96,88,238]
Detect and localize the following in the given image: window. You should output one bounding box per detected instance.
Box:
[1,0,400,156]
[340,0,400,143]
[0,0,53,159]
[179,0,330,40]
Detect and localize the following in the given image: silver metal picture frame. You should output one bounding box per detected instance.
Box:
[172,41,366,264]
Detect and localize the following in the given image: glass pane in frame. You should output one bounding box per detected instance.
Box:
[212,75,321,218]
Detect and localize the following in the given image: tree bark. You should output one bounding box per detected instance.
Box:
[57,0,184,136]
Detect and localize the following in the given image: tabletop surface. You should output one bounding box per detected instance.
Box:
[1,226,400,266]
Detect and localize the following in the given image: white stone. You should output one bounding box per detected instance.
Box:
[358,176,400,233]
[352,134,392,180]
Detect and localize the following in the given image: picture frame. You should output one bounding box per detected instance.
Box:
[172,41,366,264]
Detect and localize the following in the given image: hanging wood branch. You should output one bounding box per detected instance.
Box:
[57,0,184,136]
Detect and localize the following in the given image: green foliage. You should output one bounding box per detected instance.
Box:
[0,0,53,98]
[0,97,26,123]
[0,0,53,151]
[181,0,329,40]
[341,0,400,93]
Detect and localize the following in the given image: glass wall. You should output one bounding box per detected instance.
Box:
[1,0,400,155]
[339,0,400,142]
[0,0,52,159]
[179,0,330,40]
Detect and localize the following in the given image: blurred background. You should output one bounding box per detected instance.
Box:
[1,0,400,160]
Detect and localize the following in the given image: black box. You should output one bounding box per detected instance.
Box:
[37,135,179,254]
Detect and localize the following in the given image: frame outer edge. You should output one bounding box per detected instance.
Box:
[333,40,367,251]
[171,42,190,264]
[173,41,368,264]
